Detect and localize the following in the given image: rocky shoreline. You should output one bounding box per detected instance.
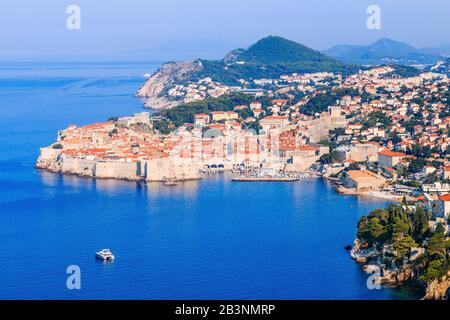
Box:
[36,154,201,183]
[350,239,449,300]
[36,158,144,182]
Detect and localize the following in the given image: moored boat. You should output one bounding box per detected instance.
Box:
[95,249,115,261]
[163,177,178,186]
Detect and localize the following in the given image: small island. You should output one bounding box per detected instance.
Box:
[351,199,450,300]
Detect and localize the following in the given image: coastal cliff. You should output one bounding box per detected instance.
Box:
[353,240,449,299]
[137,60,203,109]
[351,239,418,285]
[351,204,450,300]
[422,274,450,300]
[36,153,62,173]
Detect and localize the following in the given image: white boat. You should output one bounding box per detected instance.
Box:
[143,72,151,78]
[163,177,178,186]
[95,249,115,261]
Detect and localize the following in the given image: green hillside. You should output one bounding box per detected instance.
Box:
[186,36,359,85]
[325,38,443,65]
[235,36,337,64]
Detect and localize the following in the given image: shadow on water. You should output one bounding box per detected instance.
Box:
[38,169,202,199]
[385,282,425,300]
[95,259,115,266]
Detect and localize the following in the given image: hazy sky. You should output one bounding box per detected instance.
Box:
[1,0,449,59]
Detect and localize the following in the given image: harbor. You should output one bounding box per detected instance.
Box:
[230,168,316,182]
[231,176,300,182]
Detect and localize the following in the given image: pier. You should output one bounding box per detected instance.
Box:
[230,168,315,182]
[231,176,300,182]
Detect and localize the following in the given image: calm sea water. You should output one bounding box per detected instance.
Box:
[0,61,420,299]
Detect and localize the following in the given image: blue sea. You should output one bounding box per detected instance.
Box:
[0,61,420,299]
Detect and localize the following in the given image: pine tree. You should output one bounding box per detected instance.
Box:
[411,206,429,240]
[427,225,447,258]
[393,235,418,258]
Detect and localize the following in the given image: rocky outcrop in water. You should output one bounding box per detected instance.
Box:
[137,60,203,109]
[351,239,450,300]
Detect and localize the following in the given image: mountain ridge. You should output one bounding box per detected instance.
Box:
[324,38,444,65]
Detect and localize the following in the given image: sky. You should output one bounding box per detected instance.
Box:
[0,0,449,60]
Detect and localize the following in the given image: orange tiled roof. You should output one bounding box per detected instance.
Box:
[378,150,406,158]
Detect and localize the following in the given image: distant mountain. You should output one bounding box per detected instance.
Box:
[420,43,450,57]
[227,36,339,65]
[324,38,444,66]
[369,38,418,56]
[138,36,359,109]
